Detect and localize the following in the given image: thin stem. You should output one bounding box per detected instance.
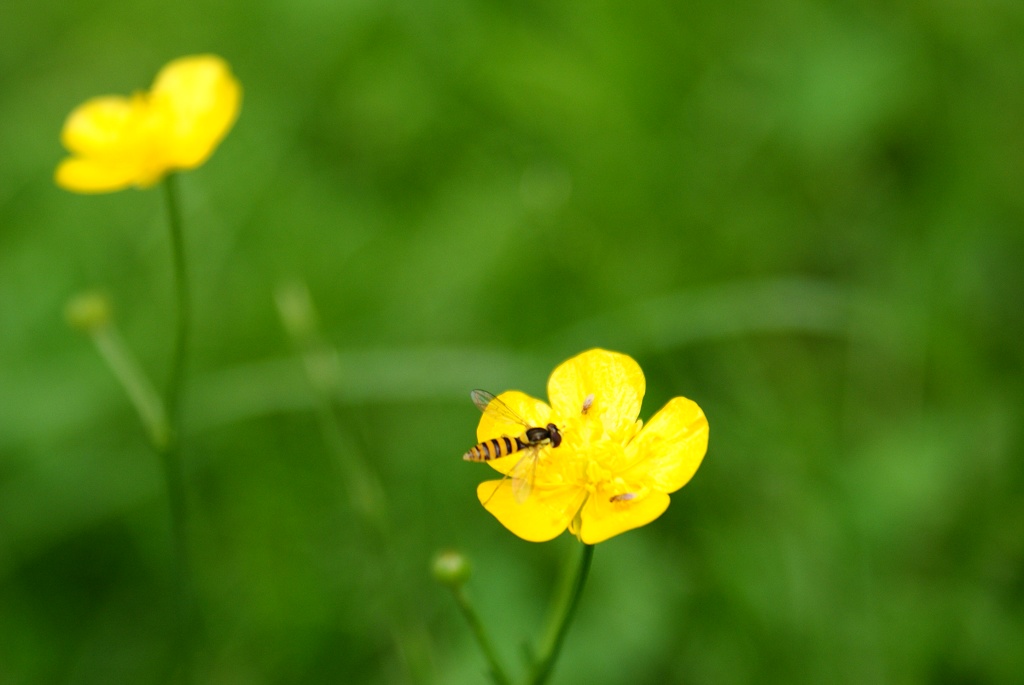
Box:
[163,173,189,428]
[529,544,595,685]
[310,392,389,534]
[161,173,197,682]
[275,283,389,532]
[91,325,169,448]
[451,586,513,685]
[274,284,431,682]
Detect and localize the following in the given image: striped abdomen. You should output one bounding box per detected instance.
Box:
[463,435,526,462]
[463,425,561,462]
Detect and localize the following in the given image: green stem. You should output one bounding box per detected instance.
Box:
[529,544,595,685]
[275,285,431,681]
[163,173,189,428]
[275,284,388,533]
[310,392,388,534]
[452,586,513,685]
[161,173,197,681]
[90,325,169,448]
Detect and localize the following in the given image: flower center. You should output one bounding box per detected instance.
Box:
[584,459,613,493]
[534,405,644,496]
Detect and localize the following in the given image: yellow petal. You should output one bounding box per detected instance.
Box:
[55,156,141,193]
[60,95,149,157]
[476,391,551,475]
[149,54,241,168]
[575,491,670,544]
[623,397,708,493]
[478,480,584,542]
[547,349,644,438]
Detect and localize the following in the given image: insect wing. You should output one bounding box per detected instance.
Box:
[470,389,544,500]
[470,389,530,428]
[509,447,540,503]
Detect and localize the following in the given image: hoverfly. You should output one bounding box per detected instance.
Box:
[463,389,563,502]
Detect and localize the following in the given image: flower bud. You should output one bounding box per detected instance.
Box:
[275,281,317,341]
[431,550,472,587]
[65,291,112,333]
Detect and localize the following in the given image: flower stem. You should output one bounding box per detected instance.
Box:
[161,173,197,681]
[275,283,434,682]
[274,283,388,532]
[90,324,169,448]
[529,543,595,685]
[451,585,513,685]
[163,173,189,427]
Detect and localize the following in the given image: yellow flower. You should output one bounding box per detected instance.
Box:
[473,349,709,544]
[55,55,241,193]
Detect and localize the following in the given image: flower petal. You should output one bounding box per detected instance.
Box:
[478,480,584,542]
[575,491,670,544]
[476,391,551,475]
[149,54,241,168]
[60,95,148,157]
[547,349,645,439]
[55,156,141,193]
[623,397,708,493]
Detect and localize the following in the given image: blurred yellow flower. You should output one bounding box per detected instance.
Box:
[55,55,241,193]
[474,349,709,544]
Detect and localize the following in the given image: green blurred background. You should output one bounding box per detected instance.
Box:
[3,1,1023,683]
